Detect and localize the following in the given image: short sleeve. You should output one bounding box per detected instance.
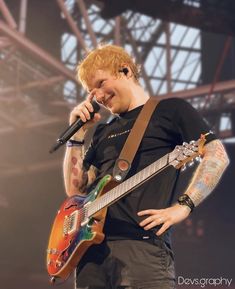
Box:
[172,98,217,144]
[83,141,96,170]
[82,123,107,170]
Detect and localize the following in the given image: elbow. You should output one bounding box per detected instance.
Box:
[219,141,230,169]
[216,143,230,173]
[204,139,230,171]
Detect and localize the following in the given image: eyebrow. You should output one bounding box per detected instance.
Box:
[88,79,105,92]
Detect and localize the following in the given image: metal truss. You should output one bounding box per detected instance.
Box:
[0,3,77,135]
[61,0,202,97]
[0,0,235,179]
[61,0,235,138]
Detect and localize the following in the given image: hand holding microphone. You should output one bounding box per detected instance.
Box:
[69,93,101,131]
[50,93,101,153]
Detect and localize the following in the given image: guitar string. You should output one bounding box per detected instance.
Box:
[80,153,170,222]
[78,141,198,223]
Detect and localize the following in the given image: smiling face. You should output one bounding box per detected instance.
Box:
[76,44,142,113]
[88,69,135,114]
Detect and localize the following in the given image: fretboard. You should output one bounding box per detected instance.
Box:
[87,153,170,217]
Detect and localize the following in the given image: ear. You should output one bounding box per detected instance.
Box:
[119,64,132,78]
[118,67,129,75]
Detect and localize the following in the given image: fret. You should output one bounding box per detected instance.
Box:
[146,165,151,178]
[136,171,141,184]
[161,155,165,167]
[98,195,103,210]
[114,189,119,201]
[143,167,147,180]
[119,181,126,196]
[106,191,112,205]
[87,204,94,217]
[130,174,136,189]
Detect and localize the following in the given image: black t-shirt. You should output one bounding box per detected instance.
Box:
[84,98,216,241]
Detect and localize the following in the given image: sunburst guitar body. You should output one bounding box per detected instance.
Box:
[46,135,206,284]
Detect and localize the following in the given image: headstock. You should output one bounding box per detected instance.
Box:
[169,134,206,170]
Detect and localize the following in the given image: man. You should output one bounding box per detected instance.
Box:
[63,44,229,289]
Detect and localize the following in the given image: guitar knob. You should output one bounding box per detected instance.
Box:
[55,260,63,268]
[195,156,202,163]
[50,276,56,284]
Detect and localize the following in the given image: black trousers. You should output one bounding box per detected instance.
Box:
[75,238,176,289]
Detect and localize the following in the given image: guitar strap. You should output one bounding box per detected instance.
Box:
[113,97,159,182]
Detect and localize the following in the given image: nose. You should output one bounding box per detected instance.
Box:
[94,89,105,105]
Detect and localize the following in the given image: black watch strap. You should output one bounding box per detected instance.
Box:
[177,194,195,212]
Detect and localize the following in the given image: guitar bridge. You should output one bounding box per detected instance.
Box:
[63,210,79,235]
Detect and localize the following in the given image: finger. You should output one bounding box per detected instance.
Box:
[93,90,105,104]
[84,101,94,113]
[144,220,161,230]
[138,209,161,216]
[139,215,160,227]
[78,111,88,123]
[143,217,166,230]
[78,106,93,121]
[156,221,171,236]
[83,113,101,130]
[87,89,96,101]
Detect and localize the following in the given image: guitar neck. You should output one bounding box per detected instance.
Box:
[87,153,170,218]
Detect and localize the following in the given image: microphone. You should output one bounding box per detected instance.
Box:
[49,101,100,153]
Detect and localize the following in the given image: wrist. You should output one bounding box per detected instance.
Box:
[175,202,191,214]
[177,194,195,212]
[71,130,86,141]
[66,139,84,148]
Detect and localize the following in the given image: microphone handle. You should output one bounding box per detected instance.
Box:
[49,119,84,153]
[49,108,98,153]
[57,118,85,144]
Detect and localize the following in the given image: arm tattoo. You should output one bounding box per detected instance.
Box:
[70,152,88,193]
[185,140,229,206]
[64,145,88,196]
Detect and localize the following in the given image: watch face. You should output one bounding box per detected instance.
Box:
[177,194,194,212]
[179,195,187,202]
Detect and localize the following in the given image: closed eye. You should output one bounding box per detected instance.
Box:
[98,80,106,88]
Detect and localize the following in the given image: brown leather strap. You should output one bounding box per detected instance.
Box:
[113,97,159,181]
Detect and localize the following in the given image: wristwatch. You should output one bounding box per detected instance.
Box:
[177,194,195,212]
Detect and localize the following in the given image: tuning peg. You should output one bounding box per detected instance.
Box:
[175,145,181,151]
[188,160,195,167]
[190,140,195,145]
[181,164,187,172]
[195,156,202,163]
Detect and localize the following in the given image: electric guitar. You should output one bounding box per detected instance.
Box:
[46,134,206,284]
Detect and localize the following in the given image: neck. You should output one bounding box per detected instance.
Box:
[128,84,150,111]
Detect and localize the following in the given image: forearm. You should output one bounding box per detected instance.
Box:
[63,131,88,197]
[184,139,229,206]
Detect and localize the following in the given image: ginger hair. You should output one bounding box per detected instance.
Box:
[76,44,140,90]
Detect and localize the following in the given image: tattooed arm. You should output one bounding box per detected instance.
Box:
[138,139,230,235]
[63,130,86,196]
[184,139,229,206]
[63,132,97,196]
[63,96,101,197]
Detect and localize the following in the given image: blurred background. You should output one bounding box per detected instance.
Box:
[0,0,234,288]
